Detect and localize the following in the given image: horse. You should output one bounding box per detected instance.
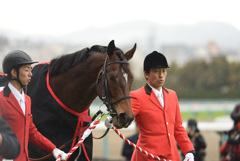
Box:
[26,40,136,161]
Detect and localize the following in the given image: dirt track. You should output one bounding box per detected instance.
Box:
[92,129,221,161]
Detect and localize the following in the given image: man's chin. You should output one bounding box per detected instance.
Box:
[157,83,164,87]
[22,83,29,87]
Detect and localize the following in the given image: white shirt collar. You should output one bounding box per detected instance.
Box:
[148,84,164,108]
[147,84,163,98]
[8,83,25,103]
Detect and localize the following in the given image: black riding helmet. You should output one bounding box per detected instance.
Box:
[3,50,38,74]
[143,51,169,73]
[187,119,199,132]
[2,50,38,87]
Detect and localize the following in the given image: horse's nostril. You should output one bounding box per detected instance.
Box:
[119,113,127,121]
[119,113,131,126]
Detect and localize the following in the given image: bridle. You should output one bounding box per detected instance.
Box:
[96,55,132,116]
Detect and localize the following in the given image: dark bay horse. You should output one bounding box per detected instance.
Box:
[27,40,136,160]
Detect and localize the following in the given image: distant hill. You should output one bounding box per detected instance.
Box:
[1,20,240,50]
[61,21,240,48]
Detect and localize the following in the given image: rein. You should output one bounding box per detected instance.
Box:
[111,126,170,161]
[96,55,132,116]
[55,116,172,161]
[29,110,104,161]
[56,117,104,161]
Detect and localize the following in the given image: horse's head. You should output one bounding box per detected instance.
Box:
[97,40,136,128]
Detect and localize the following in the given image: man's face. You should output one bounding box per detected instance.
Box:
[18,64,32,87]
[144,68,167,90]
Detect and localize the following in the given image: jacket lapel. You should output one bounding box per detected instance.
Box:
[24,94,31,115]
[162,87,169,111]
[144,84,164,111]
[4,86,25,116]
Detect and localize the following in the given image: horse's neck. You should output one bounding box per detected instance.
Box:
[50,54,106,113]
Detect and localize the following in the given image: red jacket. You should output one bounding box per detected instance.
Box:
[220,141,240,161]
[0,86,56,161]
[130,84,194,161]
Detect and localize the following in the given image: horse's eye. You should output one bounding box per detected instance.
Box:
[109,75,115,81]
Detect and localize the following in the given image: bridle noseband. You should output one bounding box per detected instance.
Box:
[96,56,132,116]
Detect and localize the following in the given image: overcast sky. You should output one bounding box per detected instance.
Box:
[0,0,239,36]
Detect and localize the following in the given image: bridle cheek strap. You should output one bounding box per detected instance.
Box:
[96,56,131,116]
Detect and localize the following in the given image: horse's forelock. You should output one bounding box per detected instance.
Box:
[115,48,124,61]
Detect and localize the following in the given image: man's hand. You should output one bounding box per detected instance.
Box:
[52,148,68,160]
[183,153,194,161]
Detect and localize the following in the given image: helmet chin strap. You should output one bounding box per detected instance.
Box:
[10,78,25,88]
[10,70,25,88]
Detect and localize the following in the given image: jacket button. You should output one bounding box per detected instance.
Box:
[168,133,170,136]
[166,122,168,125]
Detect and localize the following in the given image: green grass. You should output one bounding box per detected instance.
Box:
[90,111,231,122]
[180,110,231,121]
[91,113,110,121]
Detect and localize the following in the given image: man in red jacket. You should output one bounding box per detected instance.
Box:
[130,51,195,161]
[0,50,68,161]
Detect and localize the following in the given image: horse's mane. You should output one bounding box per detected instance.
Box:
[49,45,124,77]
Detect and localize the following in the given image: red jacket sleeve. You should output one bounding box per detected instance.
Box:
[28,114,56,153]
[220,142,228,156]
[25,96,56,153]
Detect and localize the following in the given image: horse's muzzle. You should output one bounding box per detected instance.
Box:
[113,113,134,128]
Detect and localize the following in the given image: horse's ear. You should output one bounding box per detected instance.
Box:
[124,43,137,61]
[107,40,115,58]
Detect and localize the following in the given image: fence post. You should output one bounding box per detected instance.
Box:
[103,130,109,159]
